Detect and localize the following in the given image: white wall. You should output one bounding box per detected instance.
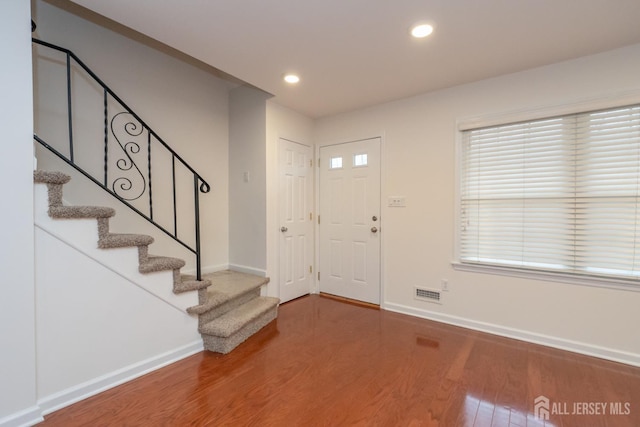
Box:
[315,44,640,365]
[0,1,39,426]
[228,86,271,274]
[32,0,232,273]
[265,101,314,296]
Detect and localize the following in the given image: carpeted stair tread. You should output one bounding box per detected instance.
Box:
[186,270,269,314]
[199,296,279,338]
[206,270,269,296]
[49,205,115,219]
[186,290,230,315]
[99,233,154,248]
[202,304,278,354]
[174,276,212,293]
[34,170,71,184]
[139,255,186,273]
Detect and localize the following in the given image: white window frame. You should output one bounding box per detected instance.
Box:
[453,91,640,293]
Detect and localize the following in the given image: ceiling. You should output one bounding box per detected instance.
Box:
[68,0,640,118]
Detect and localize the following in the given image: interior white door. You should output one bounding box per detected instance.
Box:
[278,138,314,303]
[319,137,381,304]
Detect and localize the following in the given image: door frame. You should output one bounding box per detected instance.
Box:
[314,134,385,305]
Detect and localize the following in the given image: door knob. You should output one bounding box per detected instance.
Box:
[371,226,378,233]
[281,226,288,232]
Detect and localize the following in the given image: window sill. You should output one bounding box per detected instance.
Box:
[451,261,640,293]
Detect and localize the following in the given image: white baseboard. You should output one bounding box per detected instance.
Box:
[0,406,43,427]
[37,340,204,417]
[384,302,640,368]
[229,264,267,277]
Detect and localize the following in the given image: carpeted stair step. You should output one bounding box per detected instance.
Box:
[199,296,279,354]
[173,273,212,294]
[33,170,71,185]
[48,205,115,219]
[34,170,115,218]
[186,270,269,320]
[200,296,279,337]
[137,244,186,273]
[138,255,186,273]
[99,233,155,249]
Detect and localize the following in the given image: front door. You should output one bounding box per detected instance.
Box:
[278,138,314,303]
[319,137,381,304]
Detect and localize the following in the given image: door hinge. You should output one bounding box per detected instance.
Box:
[318,271,320,280]
[318,158,320,167]
[309,265,313,274]
[310,159,313,167]
[310,212,313,221]
[318,215,320,225]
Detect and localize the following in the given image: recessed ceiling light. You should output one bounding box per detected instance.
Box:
[411,23,434,38]
[284,74,300,84]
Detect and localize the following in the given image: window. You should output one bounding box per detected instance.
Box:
[353,153,368,167]
[459,104,640,284]
[329,156,343,169]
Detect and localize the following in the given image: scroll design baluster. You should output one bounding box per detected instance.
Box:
[110,112,147,201]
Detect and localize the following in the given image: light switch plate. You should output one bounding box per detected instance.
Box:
[388,196,406,207]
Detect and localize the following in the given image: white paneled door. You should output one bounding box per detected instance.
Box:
[279,138,314,303]
[319,138,381,304]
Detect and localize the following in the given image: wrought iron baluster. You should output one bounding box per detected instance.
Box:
[103,89,108,186]
[194,174,202,280]
[172,155,177,238]
[66,52,74,162]
[148,132,153,220]
[110,112,146,201]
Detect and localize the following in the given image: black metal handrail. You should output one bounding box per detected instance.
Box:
[33,38,210,280]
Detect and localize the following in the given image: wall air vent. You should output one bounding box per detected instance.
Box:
[415,287,441,304]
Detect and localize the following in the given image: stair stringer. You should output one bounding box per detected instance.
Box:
[34,180,198,312]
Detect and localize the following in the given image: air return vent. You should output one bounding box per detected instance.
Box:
[415,287,441,304]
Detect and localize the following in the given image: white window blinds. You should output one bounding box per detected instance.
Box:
[460,104,640,282]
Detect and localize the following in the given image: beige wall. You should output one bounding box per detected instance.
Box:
[228,86,271,274]
[314,43,640,365]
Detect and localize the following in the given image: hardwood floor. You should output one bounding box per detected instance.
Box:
[40,295,640,426]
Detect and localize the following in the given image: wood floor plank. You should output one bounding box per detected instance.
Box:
[40,295,640,426]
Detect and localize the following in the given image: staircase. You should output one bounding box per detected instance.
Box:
[35,170,279,354]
